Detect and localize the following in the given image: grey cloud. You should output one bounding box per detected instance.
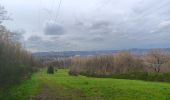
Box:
[27,35,42,41]
[151,20,170,34]
[75,20,114,35]
[26,35,76,52]
[159,20,170,30]
[3,0,170,51]
[44,21,65,35]
[90,20,111,30]
[89,35,104,42]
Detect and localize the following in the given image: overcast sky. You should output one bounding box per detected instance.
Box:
[1,0,170,52]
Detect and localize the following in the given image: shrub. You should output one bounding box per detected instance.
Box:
[47,66,54,74]
[69,70,79,76]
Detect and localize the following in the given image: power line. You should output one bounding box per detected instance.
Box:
[38,0,42,30]
[49,0,55,21]
[54,0,62,23]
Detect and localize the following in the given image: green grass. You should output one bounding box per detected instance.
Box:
[0,73,42,100]
[1,69,170,100]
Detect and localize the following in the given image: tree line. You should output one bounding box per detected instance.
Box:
[68,50,170,82]
[0,5,41,87]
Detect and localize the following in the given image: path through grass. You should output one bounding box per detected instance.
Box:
[1,69,170,100]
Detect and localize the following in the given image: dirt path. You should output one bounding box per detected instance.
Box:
[33,85,70,100]
[32,85,87,100]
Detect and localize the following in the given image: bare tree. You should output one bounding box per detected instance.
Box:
[147,49,168,73]
[0,5,9,24]
[69,52,145,76]
[0,5,41,86]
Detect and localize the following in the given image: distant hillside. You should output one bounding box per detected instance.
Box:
[33,50,119,59]
[33,48,170,59]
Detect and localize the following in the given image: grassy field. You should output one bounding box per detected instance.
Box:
[1,69,170,100]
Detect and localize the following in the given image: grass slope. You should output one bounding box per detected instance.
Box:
[1,69,170,100]
[0,73,42,100]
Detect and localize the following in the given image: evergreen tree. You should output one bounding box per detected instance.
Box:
[47,66,54,74]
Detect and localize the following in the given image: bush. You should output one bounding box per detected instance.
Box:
[69,70,79,76]
[47,66,54,74]
[78,72,170,82]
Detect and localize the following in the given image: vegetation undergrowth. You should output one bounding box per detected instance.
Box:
[79,72,170,82]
